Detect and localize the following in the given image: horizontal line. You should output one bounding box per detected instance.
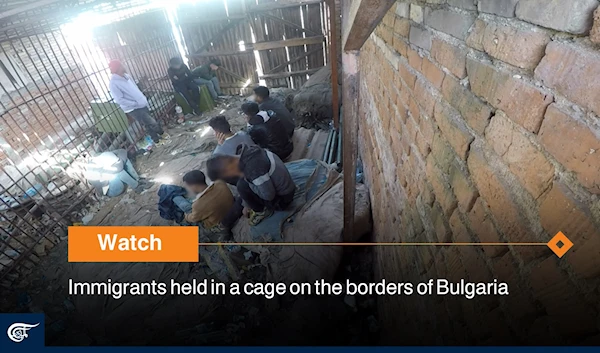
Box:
[198,242,548,246]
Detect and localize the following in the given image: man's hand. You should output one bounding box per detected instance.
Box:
[215,132,226,144]
[173,75,179,80]
[242,207,250,218]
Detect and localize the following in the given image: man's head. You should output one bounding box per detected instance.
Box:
[109,60,125,75]
[207,154,241,181]
[182,170,207,194]
[209,115,231,134]
[209,59,221,71]
[252,86,270,104]
[241,102,260,122]
[170,57,183,69]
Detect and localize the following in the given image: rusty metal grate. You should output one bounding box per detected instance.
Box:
[0,2,180,286]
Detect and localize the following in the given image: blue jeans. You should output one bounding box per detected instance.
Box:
[106,160,139,197]
[128,107,163,142]
[194,77,221,100]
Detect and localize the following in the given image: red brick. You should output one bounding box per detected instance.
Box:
[419,114,435,147]
[415,130,431,158]
[449,163,478,213]
[467,143,543,258]
[450,210,492,283]
[392,35,408,57]
[441,75,493,135]
[408,97,420,121]
[431,38,467,78]
[529,257,597,337]
[477,20,550,69]
[466,19,485,51]
[485,112,554,198]
[432,205,451,242]
[468,198,505,258]
[394,17,410,37]
[399,62,417,90]
[430,133,457,174]
[467,58,553,133]
[535,42,600,117]
[413,78,436,117]
[421,57,445,89]
[426,155,458,216]
[591,7,600,44]
[538,104,600,194]
[433,101,474,160]
[407,48,422,71]
[405,115,419,141]
[538,182,600,278]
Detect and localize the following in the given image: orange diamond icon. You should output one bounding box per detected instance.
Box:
[547,231,573,258]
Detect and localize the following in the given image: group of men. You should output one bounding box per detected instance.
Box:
[108,58,299,235]
[183,86,297,230]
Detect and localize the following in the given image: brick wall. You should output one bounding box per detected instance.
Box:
[357,0,600,344]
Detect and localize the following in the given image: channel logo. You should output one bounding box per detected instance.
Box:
[0,314,44,349]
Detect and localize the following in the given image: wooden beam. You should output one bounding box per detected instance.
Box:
[265,47,323,74]
[189,50,254,58]
[328,0,340,129]
[219,67,248,83]
[253,36,324,51]
[341,51,360,242]
[259,68,321,79]
[249,0,324,12]
[194,19,245,54]
[260,12,320,36]
[342,0,396,51]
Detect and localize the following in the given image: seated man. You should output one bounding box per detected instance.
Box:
[207,145,296,226]
[168,57,201,115]
[85,149,144,197]
[241,102,293,161]
[192,59,224,101]
[253,86,295,137]
[182,170,242,237]
[209,115,256,156]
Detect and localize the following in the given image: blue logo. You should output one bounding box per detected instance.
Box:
[0,313,44,349]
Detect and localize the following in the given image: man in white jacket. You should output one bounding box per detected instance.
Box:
[108,60,163,142]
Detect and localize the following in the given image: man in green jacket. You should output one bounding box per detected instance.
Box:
[192,59,224,100]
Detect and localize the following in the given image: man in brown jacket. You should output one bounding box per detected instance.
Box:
[182,170,242,238]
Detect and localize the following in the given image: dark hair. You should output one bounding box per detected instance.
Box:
[253,86,270,99]
[209,115,231,133]
[210,59,221,66]
[182,170,206,185]
[207,154,235,181]
[169,57,182,67]
[241,102,259,116]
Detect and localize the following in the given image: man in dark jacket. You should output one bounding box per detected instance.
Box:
[207,145,296,226]
[241,102,293,161]
[253,86,295,137]
[192,59,223,100]
[168,57,201,114]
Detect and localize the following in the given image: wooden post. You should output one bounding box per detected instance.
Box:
[342,51,359,242]
[328,0,340,129]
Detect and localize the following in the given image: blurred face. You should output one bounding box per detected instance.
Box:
[184,182,205,195]
[253,93,263,104]
[210,63,218,71]
[220,158,241,178]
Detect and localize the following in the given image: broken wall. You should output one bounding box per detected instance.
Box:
[357,0,600,344]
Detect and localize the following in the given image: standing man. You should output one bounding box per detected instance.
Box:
[192,59,224,101]
[108,60,164,143]
[168,57,202,115]
[253,86,295,137]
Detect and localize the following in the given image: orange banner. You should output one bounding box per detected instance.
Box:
[68,226,199,262]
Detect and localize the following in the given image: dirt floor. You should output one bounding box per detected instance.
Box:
[0,97,378,345]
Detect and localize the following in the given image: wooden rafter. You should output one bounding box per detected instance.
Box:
[259,12,320,37]
[253,36,324,51]
[265,46,323,74]
[259,68,321,79]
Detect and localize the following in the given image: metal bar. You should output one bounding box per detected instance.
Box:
[259,68,321,79]
[323,128,334,161]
